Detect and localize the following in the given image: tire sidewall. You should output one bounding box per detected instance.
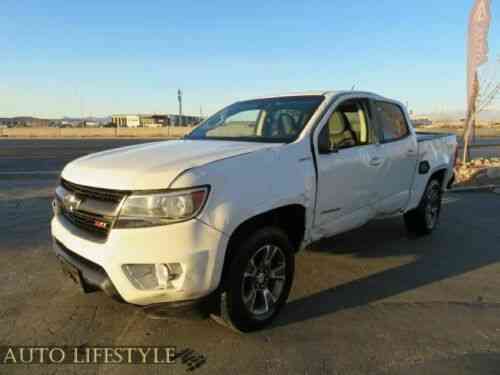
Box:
[224,227,295,331]
[423,179,442,231]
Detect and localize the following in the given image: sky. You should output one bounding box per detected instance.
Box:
[1,0,499,118]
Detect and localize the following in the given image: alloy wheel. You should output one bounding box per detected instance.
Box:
[241,244,287,320]
[425,184,441,229]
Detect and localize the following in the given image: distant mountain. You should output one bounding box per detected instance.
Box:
[9,116,53,121]
[1,116,61,121]
[0,116,111,123]
[62,116,111,123]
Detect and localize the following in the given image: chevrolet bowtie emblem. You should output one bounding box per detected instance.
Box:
[63,193,83,212]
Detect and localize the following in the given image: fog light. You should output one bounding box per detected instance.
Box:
[166,263,183,280]
[155,264,169,290]
[122,263,183,290]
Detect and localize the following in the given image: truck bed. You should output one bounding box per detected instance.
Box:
[406,131,458,210]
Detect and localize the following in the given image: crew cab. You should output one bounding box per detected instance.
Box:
[51,91,457,332]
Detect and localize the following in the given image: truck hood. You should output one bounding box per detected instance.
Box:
[61,140,278,190]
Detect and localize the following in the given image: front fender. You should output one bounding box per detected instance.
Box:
[170,142,316,239]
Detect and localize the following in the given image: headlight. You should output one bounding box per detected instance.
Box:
[115,186,209,228]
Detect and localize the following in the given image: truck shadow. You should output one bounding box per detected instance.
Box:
[274,193,500,328]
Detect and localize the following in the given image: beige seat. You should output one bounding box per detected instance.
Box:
[329,111,357,148]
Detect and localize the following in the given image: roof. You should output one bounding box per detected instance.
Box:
[242,90,387,102]
[111,113,203,118]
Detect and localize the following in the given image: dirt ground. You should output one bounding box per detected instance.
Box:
[454,158,500,188]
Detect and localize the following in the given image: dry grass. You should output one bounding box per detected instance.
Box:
[454,157,500,187]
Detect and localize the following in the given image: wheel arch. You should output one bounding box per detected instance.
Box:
[407,165,450,212]
[429,167,448,190]
[220,204,306,283]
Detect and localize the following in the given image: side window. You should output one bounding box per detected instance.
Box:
[322,100,372,151]
[374,101,410,142]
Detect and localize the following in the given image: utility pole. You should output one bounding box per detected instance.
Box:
[177,89,183,126]
[80,95,85,127]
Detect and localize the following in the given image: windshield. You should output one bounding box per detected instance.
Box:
[186,96,324,143]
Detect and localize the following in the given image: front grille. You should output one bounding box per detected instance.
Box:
[61,178,127,203]
[58,179,129,239]
[61,207,112,239]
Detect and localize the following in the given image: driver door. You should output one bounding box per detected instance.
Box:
[314,98,382,237]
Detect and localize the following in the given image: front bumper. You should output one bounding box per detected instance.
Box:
[54,239,212,317]
[53,238,124,301]
[51,214,228,306]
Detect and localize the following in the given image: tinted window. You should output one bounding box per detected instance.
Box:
[374,101,409,142]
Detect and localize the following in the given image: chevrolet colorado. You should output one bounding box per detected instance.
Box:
[51,91,457,332]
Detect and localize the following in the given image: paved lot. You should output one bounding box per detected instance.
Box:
[0,139,163,172]
[0,137,499,173]
[1,139,500,375]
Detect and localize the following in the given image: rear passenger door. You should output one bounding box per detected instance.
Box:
[371,100,418,215]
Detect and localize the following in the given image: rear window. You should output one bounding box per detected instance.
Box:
[374,101,410,142]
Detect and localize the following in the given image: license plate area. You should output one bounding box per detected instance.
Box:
[58,256,85,291]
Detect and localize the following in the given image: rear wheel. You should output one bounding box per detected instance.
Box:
[211,227,294,332]
[404,179,442,236]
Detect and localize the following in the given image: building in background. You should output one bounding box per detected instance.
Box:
[111,114,203,128]
[411,116,433,127]
[167,114,202,126]
[151,115,169,126]
[111,115,141,128]
[138,115,160,128]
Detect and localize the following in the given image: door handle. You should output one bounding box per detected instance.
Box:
[407,149,417,156]
[370,157,382,166]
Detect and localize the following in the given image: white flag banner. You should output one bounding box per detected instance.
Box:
[467,0,492,114]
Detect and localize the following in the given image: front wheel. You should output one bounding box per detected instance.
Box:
[211,227,295,332]
[404,178,442,236]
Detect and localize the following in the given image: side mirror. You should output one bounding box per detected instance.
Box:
[318,128,332,154]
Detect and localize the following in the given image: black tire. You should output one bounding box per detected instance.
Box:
[404,178,442,236]
[211,227,295,332]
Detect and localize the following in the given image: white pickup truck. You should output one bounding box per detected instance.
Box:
[52,91,457,332]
